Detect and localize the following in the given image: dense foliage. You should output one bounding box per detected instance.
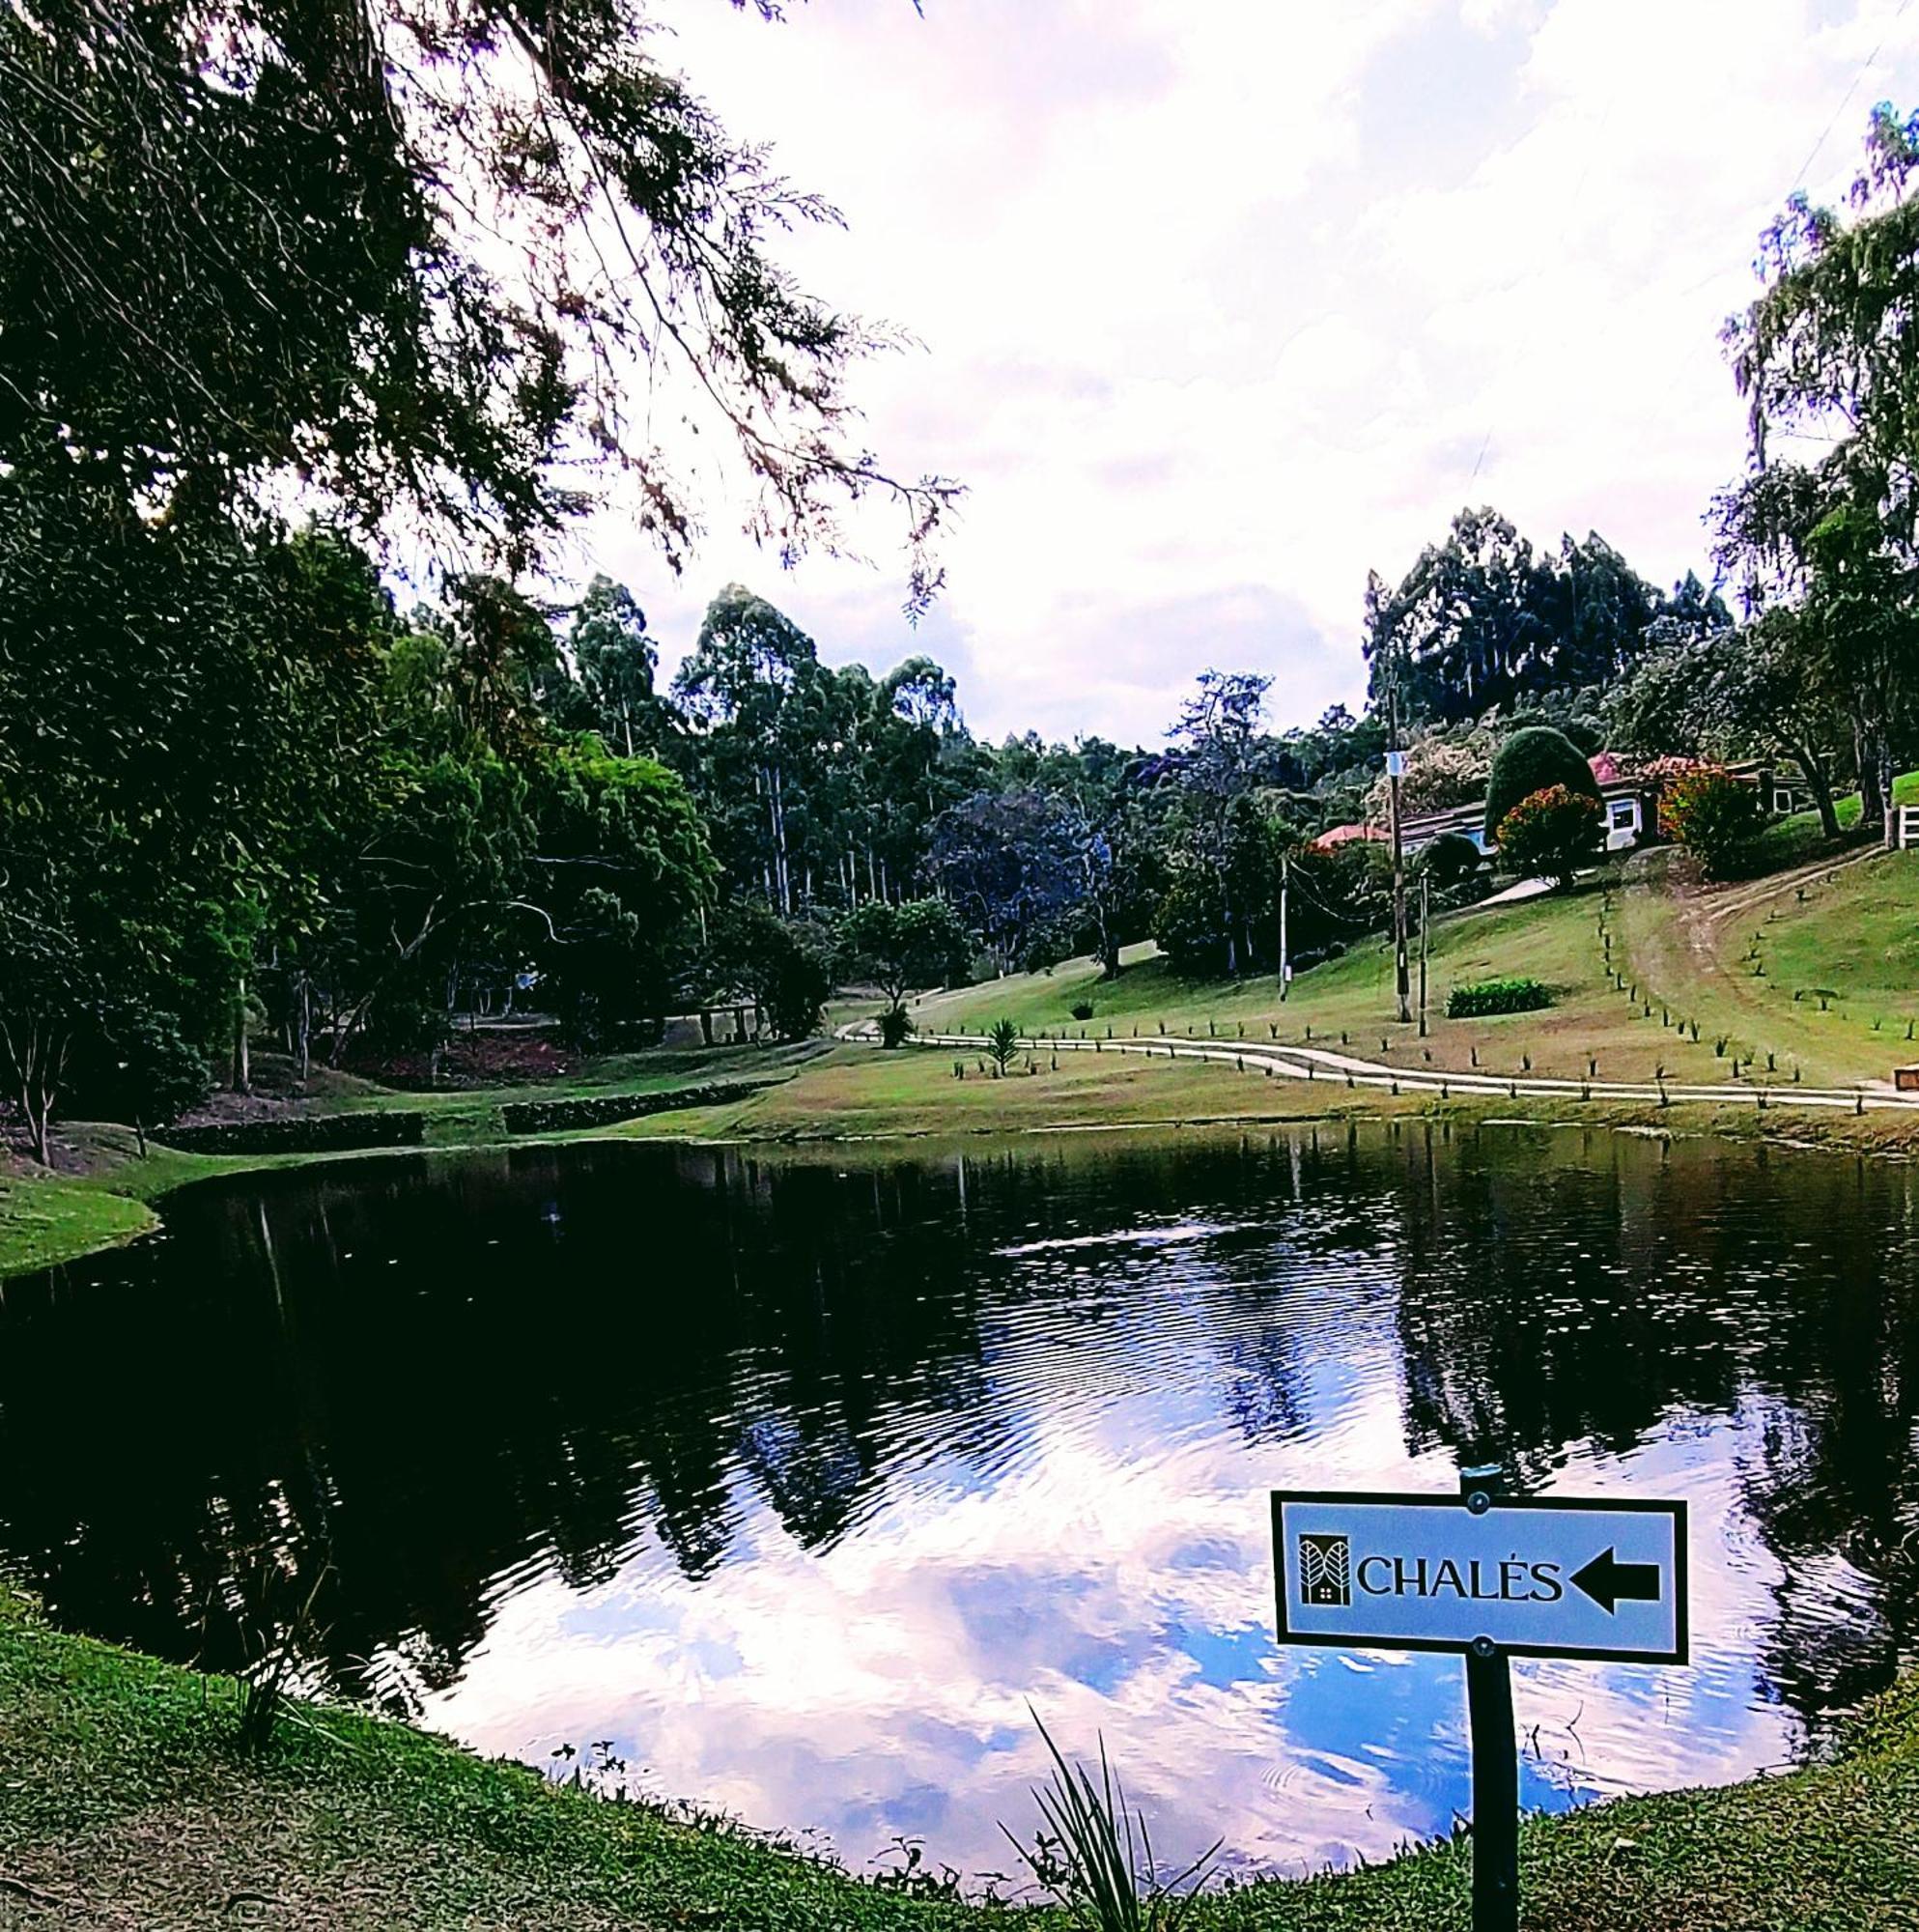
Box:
[1659,766,1763,879]
[1493,786,1603,890]
[1482,726,1602,840]
[5,39,1916,1157]
[1446,979,1554,1018]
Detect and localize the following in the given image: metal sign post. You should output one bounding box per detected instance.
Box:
[1459,1465,1517,1932]
[1271,1472,1688,1932]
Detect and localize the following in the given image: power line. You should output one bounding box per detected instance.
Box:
[1791,0,1914,191]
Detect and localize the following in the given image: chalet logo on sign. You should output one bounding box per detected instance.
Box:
[1298,1532,1351,1606]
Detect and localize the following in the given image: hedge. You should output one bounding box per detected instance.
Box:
[1446,978,1554,1018]
[150,1112,426,1155]
[500,1079,776,1136]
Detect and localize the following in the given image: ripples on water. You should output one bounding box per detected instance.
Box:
[1,1122,1916,1882]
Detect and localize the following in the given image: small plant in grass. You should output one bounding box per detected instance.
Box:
[198,1547,332,1758]
[1447,978,1554,1018]
[1003,1712,1219,1931]
[987,1018,1020,1072]
[1070,1000,1096,1021]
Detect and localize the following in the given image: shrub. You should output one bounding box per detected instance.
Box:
[64,1006,210,1140]
[1495,784,1602,888]
[1659,764,1762,879]
[1484,725,1600,840]
[1070,1000,1096,1021]
[756,927,833,1042]
[1447,978,1554,1017]
[151,1112,425,1154]
[1417,831,1483,890]
[877,1007,914,1048]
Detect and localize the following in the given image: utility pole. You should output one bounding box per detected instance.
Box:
[1418,867,1429,1037]
[1387,683,1410,1024]
[1279,849,1290,1002]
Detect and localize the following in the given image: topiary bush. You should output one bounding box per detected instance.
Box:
[1495,784,1603,888]
[1484,725,1600,841]
[1447,978,1554,1018]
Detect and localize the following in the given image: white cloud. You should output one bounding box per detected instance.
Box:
[571,0,1919,743]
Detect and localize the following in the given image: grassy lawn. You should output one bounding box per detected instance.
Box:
[0,1170,155,1276]
[1616,847,1919,1088]
[3,1583,1916,1931]
[896,880,1784,1094]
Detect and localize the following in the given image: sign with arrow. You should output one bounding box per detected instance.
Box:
[1272,1489,1687,1664]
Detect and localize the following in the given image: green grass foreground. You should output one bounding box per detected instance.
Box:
[2,1586,1917,1929]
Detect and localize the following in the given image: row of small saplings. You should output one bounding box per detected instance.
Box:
[946,1018,1869,1108]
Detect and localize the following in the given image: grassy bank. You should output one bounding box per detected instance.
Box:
[0,1043,824,1279]
[3,1583,1916,1930]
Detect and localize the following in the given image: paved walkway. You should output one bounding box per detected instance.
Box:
[837,1020,1919,1115]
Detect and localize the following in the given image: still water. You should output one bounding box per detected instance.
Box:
[2,1125,1916,1882]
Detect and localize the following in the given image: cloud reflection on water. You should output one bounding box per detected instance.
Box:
[2,1124,1913,1886]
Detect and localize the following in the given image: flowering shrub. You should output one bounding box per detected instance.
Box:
[1494,784,1603,888]
[1658,765,1761,878]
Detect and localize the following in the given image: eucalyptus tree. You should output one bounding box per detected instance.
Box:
[568,578,668,757]
[1719,103,1919,834]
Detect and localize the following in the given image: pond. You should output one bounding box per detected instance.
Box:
[2,1124,1916,1886]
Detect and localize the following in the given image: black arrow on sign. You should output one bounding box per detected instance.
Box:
[1570,1547,1661,1614]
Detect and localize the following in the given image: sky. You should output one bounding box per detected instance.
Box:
[564,0,1919,748]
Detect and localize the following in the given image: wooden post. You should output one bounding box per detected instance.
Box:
[1418,869,1430,1038]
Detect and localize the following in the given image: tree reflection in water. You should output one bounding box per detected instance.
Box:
[1,1125,1915,1857]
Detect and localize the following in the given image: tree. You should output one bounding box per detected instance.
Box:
[66,1009,211,1154]
[1483,726,1600,842]
[1494,787,1602,890]
[0,0,956,585]
[1163,670,1273,976]
[1659,766,1762,880]
[1362,733,1489,822]
[1607,614,1847,840]
[927,790,1083,974]
[570,578,667,757]
[700,902,831,1043]
[1719,103,1919,838]
[1365,510,1703,724]
[837,899,969,1041]
[528,742,716,1049]
[673,585,826,915]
